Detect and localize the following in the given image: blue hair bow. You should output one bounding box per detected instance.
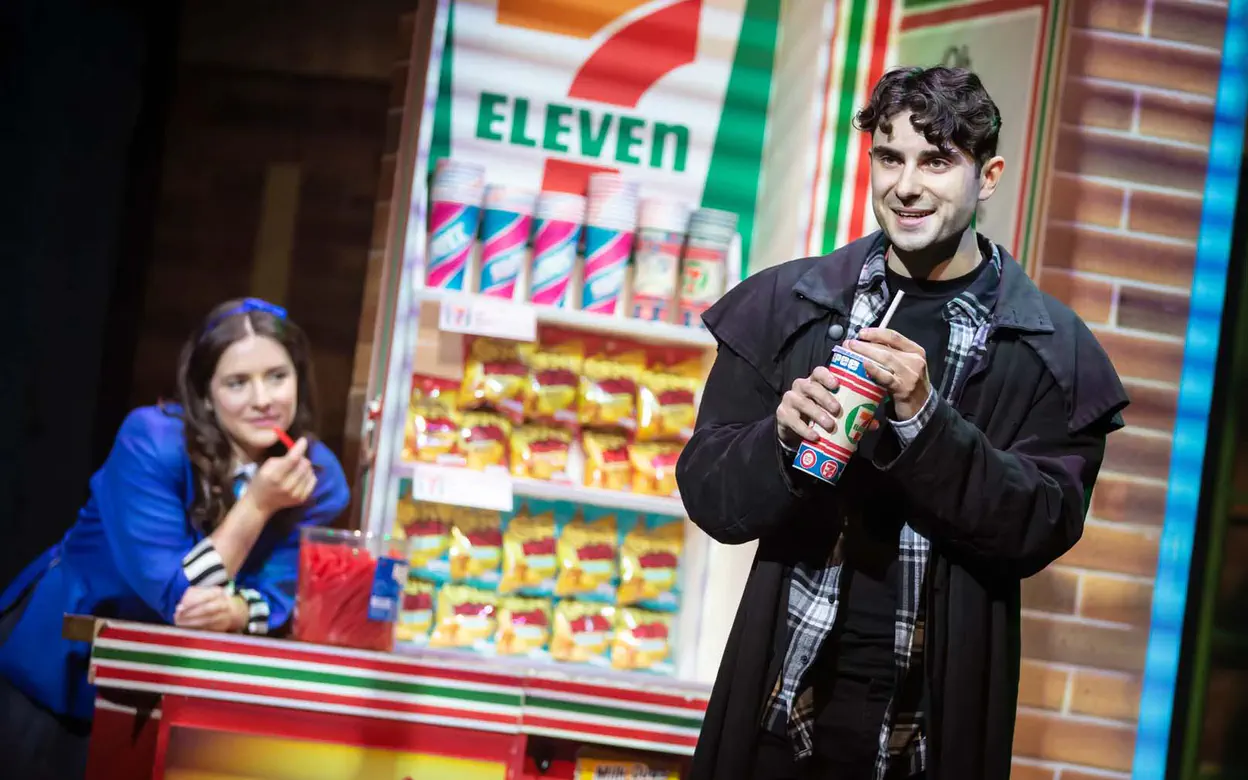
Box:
[206,298,288,331]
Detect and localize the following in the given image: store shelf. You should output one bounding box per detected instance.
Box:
[512,476,686,517]
[412,287,717,349]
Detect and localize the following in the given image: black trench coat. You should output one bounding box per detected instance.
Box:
[676,233,1129,780]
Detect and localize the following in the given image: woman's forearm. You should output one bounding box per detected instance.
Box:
[209,493,273,577]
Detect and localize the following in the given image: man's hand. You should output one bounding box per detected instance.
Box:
[174,586,248,633]
[776,366,844,448]
[846,328,932,420]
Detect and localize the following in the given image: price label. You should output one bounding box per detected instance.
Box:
[409,462,514,512]
[437,293,537,342]
[575,758,680,780]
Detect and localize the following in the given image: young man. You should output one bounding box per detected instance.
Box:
[676,67,1129,780]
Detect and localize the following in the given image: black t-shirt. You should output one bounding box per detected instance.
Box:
[821,259,987,688]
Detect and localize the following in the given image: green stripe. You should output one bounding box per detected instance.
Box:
[821,1,869,255]
[700,0,781,280]
[1018,0,1062,271]
[96,647,520,708]
[525,695,702,731]
[430,0,455,165]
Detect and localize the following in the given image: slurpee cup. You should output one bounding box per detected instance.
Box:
[791,345,888,484]
[426,159,486,290]
[478,185,535,299]
[678,207,738,328]
[529,192,586,308]
[632,198,690,322]
[581,174,639,315]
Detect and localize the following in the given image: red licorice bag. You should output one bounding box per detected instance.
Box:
[294,529,406,653]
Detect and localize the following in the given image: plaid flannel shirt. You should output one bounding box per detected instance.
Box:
[762,235,1002,779]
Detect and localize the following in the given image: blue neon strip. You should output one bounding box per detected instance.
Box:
[1132,2,1248,776]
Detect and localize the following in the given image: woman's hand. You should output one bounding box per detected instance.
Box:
[246,437,317,516]
[174,586,248,632]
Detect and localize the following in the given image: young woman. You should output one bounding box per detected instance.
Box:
[0,298,350,779]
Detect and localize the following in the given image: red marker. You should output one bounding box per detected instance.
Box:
[273,427,295,449]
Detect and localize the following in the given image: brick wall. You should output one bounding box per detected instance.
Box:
[1016,0,1230,776]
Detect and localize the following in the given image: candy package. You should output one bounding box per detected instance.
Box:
[459,412,511,471]
[524,331,583,425]
[429,585,497,650]
[460,337,532,422]
[494,596,552,658]
[403,376,461,462]
[395,579,436,644]
[551,600,614,665]
[498,504,558,595]
[294,537,404,653]
[554,511,618,601]
[582,431,631,492]
[637,354,700,443]
[629,442,682,497]
[610,608,674,673]
[448,508,504,588]
[404,502,455,582]
[579,340,646,431]
[510,425,573,482]
[618,515,684,611]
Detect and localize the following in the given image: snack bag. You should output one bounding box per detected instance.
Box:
[448,508,504,588]
[393,488,417,541]
[429,585,497,650]
[629,443,682,496]
[551,600,614,665]
[460,337,532,422]
[582,431,631,491]
[554,511,618,600]
[579,340,646,431]
[459,412,511,471]
[637,354,700,443]
[405,502,455,582]
[618,515,684,610]
[404,376,461,462]
[395,579,436,643]
[498,505,558,595]
[494,596,552,657]
[510,425,573,482]
[524,331,583,425]
[610,608,674,673]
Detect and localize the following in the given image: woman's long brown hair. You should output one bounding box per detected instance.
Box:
[173,299,320,532]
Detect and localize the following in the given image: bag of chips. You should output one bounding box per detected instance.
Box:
[429,585,497,650]
[554,511,618,601]
[403,375,461,462]
[448,508,504,588]
[579,340,646,431]
[524,331,583,425]
[582,431,632,492]
[460,337,532,422]
[618,515,683,610]
[637,355,700,443]
[510,425,573,482]
[498,504,558,595]
[405,502,456,582]
[395,579,436,643]
[629,442,682,496]
[551,601,614,665]
[610,608,674,673]
[459,412,511,471]
[494,596,552,658]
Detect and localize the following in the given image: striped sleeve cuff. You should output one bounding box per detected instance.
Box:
[182,538,229,587]
[890,390,938,448]
[232,587,271,635]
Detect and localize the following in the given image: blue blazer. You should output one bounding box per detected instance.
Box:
[0,405,351,720]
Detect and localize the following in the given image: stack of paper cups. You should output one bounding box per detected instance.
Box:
[678,207,739,328]
[426,159,486,290]
[528,192,586,308]
[580,174,640,315]
[632,199,691,322]
[477,186,535,300]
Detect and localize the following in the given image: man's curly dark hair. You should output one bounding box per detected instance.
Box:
[855,66,1002,167]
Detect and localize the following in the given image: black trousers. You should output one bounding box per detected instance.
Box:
[752,675,923,780]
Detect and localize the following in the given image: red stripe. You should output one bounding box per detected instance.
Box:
[523,715,698,749]
[847,0,896,240]
[834,374,887,402]
[526,678,708,712]
[901,0,1043,29]
[100,626,523,690]
[810,438,855,461]
[93,665,519,727]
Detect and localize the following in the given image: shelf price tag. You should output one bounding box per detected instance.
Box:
[437,294,537,342]
[575,757,680,780]
[409,462,514,512]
